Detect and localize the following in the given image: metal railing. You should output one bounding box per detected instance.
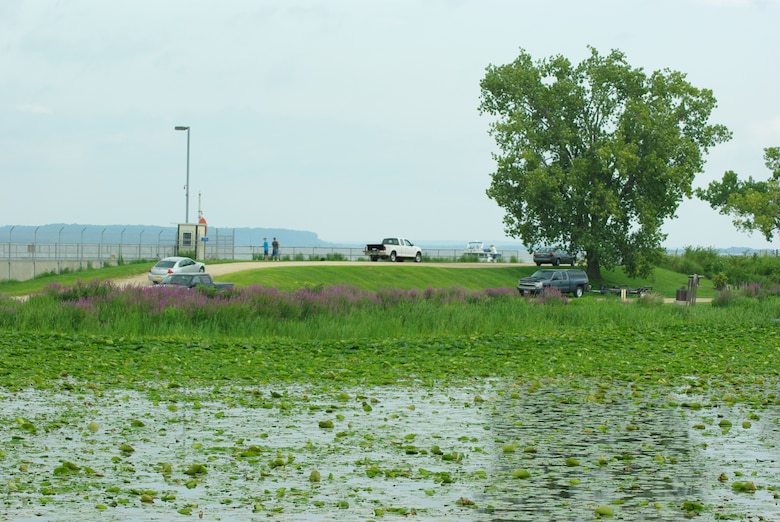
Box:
[1,240,531,282]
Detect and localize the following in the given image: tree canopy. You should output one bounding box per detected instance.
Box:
[478,47,731,278]
[697,147,780,243]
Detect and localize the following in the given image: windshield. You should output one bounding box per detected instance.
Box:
[530,271,554,280]
[154,260,176,268]
[161,275,189,285]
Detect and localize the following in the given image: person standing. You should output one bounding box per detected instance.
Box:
[271,237,280,261]
[263,237,269,260]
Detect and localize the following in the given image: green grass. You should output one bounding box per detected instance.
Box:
[0,261,714,298]
[1,274,748,342]
[224,264,712,297]
[228,265,522,291]
[0,261,150,296]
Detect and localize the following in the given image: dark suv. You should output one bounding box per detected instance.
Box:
[533,248,576,266]
[518,269,590,297]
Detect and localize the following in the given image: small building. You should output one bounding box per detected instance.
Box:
[177,222,207,259]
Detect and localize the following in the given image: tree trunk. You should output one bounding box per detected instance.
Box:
[585,251,603,281]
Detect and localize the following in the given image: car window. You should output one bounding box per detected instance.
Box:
[164,275,185,285]
[155,260,176,268]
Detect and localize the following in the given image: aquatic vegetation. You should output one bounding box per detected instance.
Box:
[1,278,779,519]
[0,380,777,520]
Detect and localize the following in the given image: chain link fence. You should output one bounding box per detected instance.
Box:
[1,229,531,282]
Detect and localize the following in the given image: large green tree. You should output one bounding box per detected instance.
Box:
[479,47,731,279]
[696,147,780,242]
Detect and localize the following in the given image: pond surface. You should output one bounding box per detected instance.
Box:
[1,379,778,521]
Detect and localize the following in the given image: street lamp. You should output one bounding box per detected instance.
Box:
[175,126,191,223]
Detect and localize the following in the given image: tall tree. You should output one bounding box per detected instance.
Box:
[479,47,731,279]
[697,147,780,242]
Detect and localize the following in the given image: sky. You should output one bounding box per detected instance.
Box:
[1,0,779,249]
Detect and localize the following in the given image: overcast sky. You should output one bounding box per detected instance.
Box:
[2,0,778,248]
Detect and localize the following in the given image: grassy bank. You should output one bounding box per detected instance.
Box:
[0,261,714,297]
[0,276,750,341]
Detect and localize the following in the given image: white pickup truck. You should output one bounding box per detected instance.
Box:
[364,237,423,262]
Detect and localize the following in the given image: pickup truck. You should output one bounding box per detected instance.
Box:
[364,237,423,262]
[517,269,590,298]
[159,273,234,290]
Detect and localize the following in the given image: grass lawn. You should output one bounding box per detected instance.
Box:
[0,260,714,298]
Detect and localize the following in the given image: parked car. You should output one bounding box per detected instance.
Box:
[364,237,423,262]
[158,273,233,290]
[517,269,590,298]
[148,256,205,283]
[533,248,576,266]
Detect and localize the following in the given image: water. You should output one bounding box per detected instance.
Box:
[1,380,777,521]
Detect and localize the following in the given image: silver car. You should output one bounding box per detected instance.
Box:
[148,256,205,283]
[532,248,576,266]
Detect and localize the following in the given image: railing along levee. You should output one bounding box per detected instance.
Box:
[1,228,533,282]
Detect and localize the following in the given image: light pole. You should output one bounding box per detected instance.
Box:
[175,126,191,223]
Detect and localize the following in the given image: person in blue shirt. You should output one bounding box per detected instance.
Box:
[263,237,269,260]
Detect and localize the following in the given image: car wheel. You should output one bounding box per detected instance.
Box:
[553,258,560,266]
[535,262,541,266]
[389,251,397,262]
[199,266,205,272]
[415,252,422,263]
[574,286,584,298]
[370,256,378,262]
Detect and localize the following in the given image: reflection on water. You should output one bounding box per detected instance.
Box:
[484,382,780,520]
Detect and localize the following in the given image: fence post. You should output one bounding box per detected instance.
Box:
[33,226,39,279]
[7,227,13,282]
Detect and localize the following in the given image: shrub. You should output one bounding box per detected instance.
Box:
[43,279,117,301]
[712,289,734,307]
[536,287,567,305]
[738,282,764,299]
[662,246,726,277]
[711,272,728,289]
[636,292,664,307]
